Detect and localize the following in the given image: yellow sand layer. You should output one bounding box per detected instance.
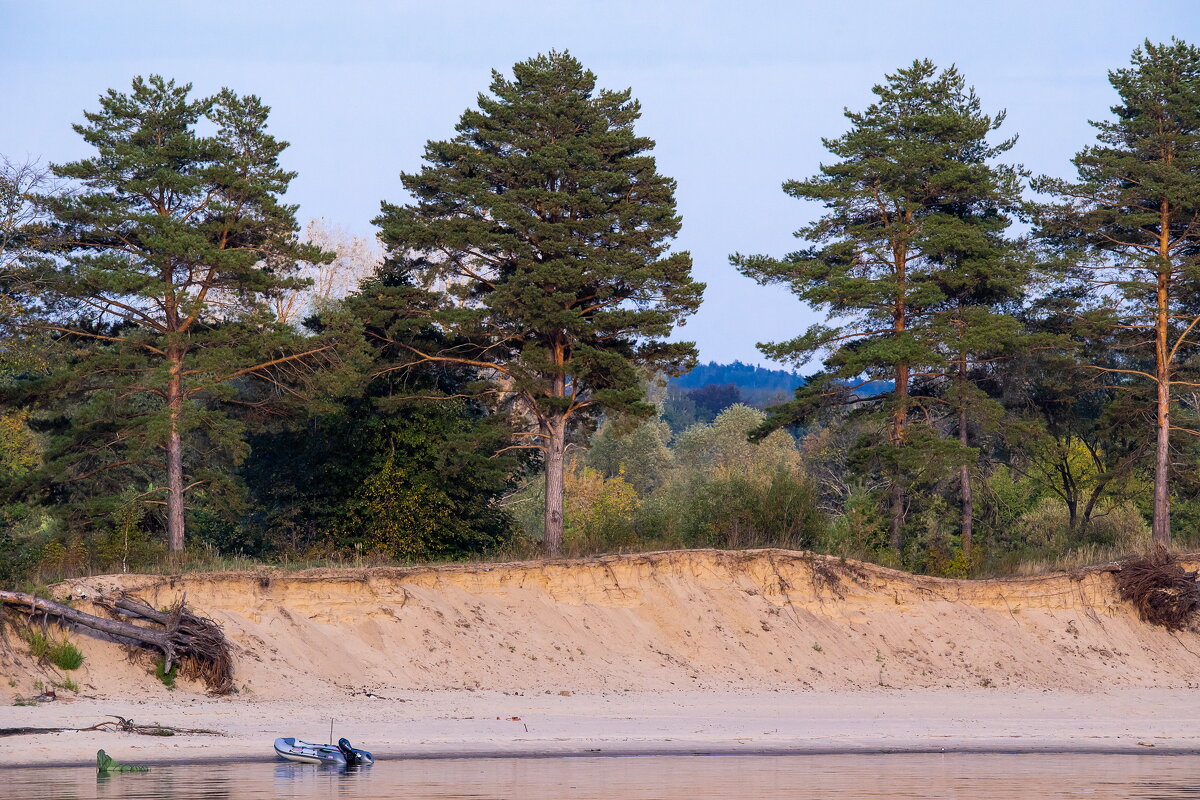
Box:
[3,548,1195,700]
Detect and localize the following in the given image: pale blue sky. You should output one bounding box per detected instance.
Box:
[2,1,1197,366]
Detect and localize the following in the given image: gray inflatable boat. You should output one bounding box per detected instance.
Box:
[273,737,373,766]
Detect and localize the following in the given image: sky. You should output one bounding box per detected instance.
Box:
[3,1,1198,367]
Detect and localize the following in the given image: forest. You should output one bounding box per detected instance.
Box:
[2,40,1200,586]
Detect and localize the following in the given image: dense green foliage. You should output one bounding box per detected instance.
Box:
[5,76,341,555]
[507,404,825,555]
[234,265,524,560]
[733,59,1028,553]
[1033,39,1200,549]
[3,43,1200,586]
[373,51,703,555]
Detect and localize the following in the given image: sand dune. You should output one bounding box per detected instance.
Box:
[4,548,1197,701]
[6,549,1200,767]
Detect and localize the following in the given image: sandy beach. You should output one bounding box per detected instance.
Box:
[6,689,1200,767]
[4,550,1200,767]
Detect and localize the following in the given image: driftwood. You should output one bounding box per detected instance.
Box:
[0,715,223,738]
[0,590,233,694]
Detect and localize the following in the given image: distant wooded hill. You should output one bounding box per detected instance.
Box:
[670,361,804,407]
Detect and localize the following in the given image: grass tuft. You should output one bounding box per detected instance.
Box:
[24,630,84,670]
[47,640,84,671]
[155,659,178,690]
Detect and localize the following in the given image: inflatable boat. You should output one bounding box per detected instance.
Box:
[273,737,374,766]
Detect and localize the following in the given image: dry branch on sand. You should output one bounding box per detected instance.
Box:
[0,715,223,738]
[0,590,233,694]
[1114,551,1200,631]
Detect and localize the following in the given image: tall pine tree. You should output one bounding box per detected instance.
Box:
[733,60,1024,552]
[1034,39,1200,550]
[27,76,336,552]
[374,51,703,556]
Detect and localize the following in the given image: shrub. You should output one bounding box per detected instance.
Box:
[48,640,84,671]
[341,457,459,560]
[25,629,50,660]
[564,466,640,554]
[1013,497,1150,552]
[25,630,84,670]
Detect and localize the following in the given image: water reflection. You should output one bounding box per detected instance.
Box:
[272,762,376,797]
[7,753,1200,799]
[1127,782,1200,800]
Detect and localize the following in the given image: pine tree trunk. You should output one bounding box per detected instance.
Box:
[889,361,909,551]
[1153,307,1172,550]
[166,353,186,553]
[1152,224,1172,551]
[958,357,973,561]
[889,243,909,551]
[959,405,973,562]
[543,418,566,558]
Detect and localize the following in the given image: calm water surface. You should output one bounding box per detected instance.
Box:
[7,754,1200,800]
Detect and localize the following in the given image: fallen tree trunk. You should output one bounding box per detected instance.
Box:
[0,715,223,738]
[0,590,233,694]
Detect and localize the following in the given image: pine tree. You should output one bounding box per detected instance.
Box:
[733,60,1024,552]
[26,76,336,552]
[1034,39,1200,550]
[919,210,1031,560]
[374,51,703,556]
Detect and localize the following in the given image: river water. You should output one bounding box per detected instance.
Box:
[7,753,1200,799]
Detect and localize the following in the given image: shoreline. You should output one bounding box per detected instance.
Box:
[12,744,1200,770]
[5,688,1200,769]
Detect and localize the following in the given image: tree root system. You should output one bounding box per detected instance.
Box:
[1114,550,1200,630]
[0,590,234,694]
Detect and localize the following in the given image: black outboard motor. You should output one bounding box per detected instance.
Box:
[337,738,361,766]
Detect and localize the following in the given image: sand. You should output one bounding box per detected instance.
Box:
[2,549,1199,767]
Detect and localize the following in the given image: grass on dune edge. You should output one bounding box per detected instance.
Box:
[20,539,1197,590]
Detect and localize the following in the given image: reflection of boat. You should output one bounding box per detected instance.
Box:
[273,737,374,766]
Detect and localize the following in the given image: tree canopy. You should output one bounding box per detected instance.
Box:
[15,76,339,552]
[1034,38,1200,550]
[374,51,703,555]
[733,60,1026,550]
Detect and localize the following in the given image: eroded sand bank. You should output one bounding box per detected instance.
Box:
[2,549,1198,766]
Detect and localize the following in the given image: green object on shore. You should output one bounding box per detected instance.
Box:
[96,749,148,773]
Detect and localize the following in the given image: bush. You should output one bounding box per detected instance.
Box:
[1013,496,1150,552]
[25,630,84,670]
[647,464,824,551]
[25,628,51,660]
[820,485,891,561]
[48,640,84,670]
[564,466,641,554]
[341,457,460,560]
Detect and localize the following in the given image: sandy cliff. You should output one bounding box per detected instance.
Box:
[3,548,1196,701]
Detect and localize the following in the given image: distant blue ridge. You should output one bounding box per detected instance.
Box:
[669,361,892,405]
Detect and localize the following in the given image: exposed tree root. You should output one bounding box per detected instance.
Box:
[1114,550,1200,630]
[0,590,234,694]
